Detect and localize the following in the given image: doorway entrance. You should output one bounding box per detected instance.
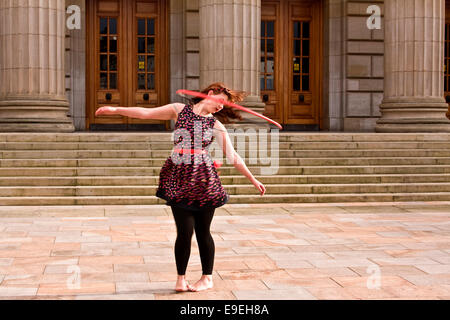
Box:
[261,0,323,130]
[86,0,169,130]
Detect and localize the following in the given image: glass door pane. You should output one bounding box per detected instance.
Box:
[98,17,118,90]
[292,21,310,92]
[136,18,157,91]
[261,20,275,91]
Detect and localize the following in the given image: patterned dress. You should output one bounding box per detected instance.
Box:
[155,104,229,211]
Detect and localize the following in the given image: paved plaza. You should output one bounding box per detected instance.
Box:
[0,201,449,300]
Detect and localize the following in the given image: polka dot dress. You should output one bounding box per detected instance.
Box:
[155,104,229,211]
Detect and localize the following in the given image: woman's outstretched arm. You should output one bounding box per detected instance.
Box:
[213,120,266,196]
[95,103,184,120]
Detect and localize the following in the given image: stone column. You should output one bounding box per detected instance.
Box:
[375,0,450,132]
[0,0,75,132]
[199,0,269,130]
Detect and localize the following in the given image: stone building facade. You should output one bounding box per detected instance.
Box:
[1,0,450,132]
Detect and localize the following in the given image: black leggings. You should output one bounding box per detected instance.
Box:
[170,205,216,275]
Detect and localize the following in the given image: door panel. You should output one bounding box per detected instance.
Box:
[91,2,124,125]
[289,18,314,123]
[261,0,322,128]
[261,2,281,124]
[129,1,160,125]
[87,0,169,129]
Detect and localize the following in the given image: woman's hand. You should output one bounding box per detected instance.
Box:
[252,178,266,196]
[95,106,118,116]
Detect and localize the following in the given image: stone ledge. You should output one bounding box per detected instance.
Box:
[0,201,450,217]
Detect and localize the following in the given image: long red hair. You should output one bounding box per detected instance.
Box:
[190,82,248,124]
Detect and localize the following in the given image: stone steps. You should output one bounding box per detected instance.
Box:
[2,192,450,206]
[2,132,450,206]
[2,165,450,177]
[1,132,450,142]
[0,174,449,186]
[5,149,450,159]
[4,157,450,167]
[2,183,450,197]
[3,141,450,150]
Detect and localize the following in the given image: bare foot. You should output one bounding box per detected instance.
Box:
[175,275,190,292]
[188,275,214,292]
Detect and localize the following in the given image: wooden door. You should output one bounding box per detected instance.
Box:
[261,0,323,129]
[86,0,169,130]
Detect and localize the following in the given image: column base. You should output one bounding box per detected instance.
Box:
[375,120,450,133]
[0,119,75,132]
[375,98,450,133]
[0,99,75,132]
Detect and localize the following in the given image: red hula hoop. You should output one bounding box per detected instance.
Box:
[176,89,283,130]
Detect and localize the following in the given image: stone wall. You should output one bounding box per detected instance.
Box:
[170,0,200,98]
[344,0,384,131]
[323,0,345,131]
[169,0,200,129]
[323,0,384,132]
[65,0,86,131]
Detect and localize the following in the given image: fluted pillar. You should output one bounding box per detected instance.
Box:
[0,0,75,132]
[199,0,269,130]
[375,0,450,132]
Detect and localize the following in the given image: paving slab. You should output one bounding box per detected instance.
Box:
[232,288,316,300]
[0,286,38,297]
[74,293,155,300]
[0,201,449,300]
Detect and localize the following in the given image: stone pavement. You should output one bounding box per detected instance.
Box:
[0,201,449,300]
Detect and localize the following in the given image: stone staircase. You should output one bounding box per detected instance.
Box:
[1,132,450,205]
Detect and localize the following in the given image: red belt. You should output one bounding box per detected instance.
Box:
[172,148,223,169]
[173,148,207,154]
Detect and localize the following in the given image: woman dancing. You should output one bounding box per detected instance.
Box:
[95,82,266,292]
